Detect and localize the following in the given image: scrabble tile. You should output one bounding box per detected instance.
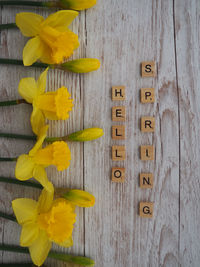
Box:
[112,106,126,122]
[112,86,125,101]
[141,88,155,103]
[112,125,125,140]
[112,146,125,161]
[141,117,155,132]
[112,167,125,183]
[139,202,154,218]
[139,173,153,189]
[141,61,156,77]
[140,145,154,160]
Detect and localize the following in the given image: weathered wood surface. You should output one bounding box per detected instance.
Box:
[0,0,200,266]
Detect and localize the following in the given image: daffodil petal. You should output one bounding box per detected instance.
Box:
[29,230,51,267]
[56,236,73,248]
[12,198,37,224]
[30,106,45,136]
[20,222,39,247]
[23,36,43,66]
[37,68,49,95]
[43,110,59,120]
[42,10,78,32]
[32,165,52,192]
[18,77,37,103]
[29,125,48,156]
[38,185,54,213]
[16,12,44,37]
[15,154,35,181]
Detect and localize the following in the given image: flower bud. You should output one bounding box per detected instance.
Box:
[63,189,95,207]
[65,128,104,142]
[61,58,100,73]
[59,0,97,11]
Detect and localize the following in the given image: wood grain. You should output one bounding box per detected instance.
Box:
[175,0,200,266]
[0,0,199,266]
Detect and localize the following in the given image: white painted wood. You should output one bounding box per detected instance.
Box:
[84,1,179,266]
[175,0,200,266]
[0,0,199,266]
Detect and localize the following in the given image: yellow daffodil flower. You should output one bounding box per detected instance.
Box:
[12,186,95,266]
[15,125,71,190]
[18,68,73,135]
[16,10,79,66]
[58,0,97,11]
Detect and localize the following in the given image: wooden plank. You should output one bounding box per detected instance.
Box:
[84,0,179,266]
[0,7,86,266]
[174,0,200,265]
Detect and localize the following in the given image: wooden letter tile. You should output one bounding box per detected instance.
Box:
[112,146,125,161]
[112,106,126,122]
[112,86,125,101]
[139,173,153,189]
[139,202,154,218]
[140,145,154,160]
[141,117,155,132]
[141,88,155,103]
[141,61,156,77]
[112,167,125,183]
[112,125,125,140]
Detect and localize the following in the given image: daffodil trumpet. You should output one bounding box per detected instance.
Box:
[0,127,104,142]
[0,0,97,11]
[0,244,95,266]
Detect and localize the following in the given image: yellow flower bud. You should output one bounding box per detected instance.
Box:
[61,58,100,73]
[65,127,104,142]
[59,0,97,10]
[63,189,95,207]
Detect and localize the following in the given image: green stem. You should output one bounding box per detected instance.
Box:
[0,212,16,222]
[0,176,42,189]
[0,244,95,266]
[0,157,17,161]
[0,264,35,267]
[0,133,37,141]
[0,244,28,254]
[48,252,95,266]
[0,1,45,7]
[45,137,63,142]
[0,58,49,68]
[0,99,27,107]
[0,23,17,30]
